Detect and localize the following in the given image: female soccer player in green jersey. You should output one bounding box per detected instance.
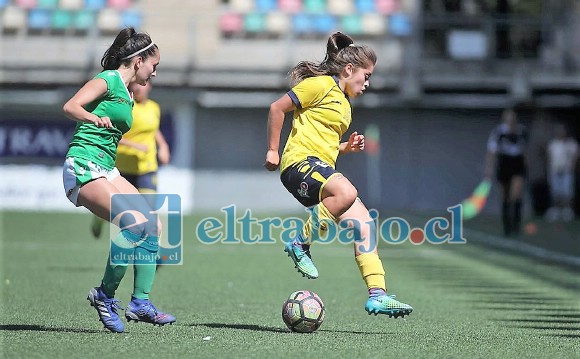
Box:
[265,32,413,319]
[62,27,175,333]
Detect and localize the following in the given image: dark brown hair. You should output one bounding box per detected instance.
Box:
[289,32,377,86]
[100,27,158,70]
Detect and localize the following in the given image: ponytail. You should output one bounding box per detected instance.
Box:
[289,32,377,86]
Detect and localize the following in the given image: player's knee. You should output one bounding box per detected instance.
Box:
[143,219,161,238]
[336,185,358,211]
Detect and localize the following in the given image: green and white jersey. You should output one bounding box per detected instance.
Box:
[66,70,134,170]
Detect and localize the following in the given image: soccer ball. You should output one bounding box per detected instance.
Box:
[281,290,325,333]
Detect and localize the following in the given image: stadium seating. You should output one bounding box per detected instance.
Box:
[60,0,83,10]
[28,8,51,30]
[1,0,140,34]
[219,0,409,39]
[2,6,26,31]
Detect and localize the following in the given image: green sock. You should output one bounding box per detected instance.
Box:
[101,231,131,297]
[132,236,159,300]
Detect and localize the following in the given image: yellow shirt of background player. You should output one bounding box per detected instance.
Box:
[280,75,352,173]
[116,99,161,175]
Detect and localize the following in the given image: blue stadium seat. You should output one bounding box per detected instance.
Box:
[355,0,375,13]
[120,9,141,29]
[292,13,312,34]
[84,0,106,10]
[0,0,8,9]
[389,12,411,36]
[313,14,336,34]
[256,0,276,12]
[28,8,52,30]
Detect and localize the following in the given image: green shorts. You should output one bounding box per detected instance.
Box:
[63,157,120,206]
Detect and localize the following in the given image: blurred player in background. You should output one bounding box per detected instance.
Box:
[545,123,578,222]
[485,108,528,237]
[91,81,171,239]
[62,28,175,333]
[265,32,413,318]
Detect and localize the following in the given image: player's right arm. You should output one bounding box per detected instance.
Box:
[265,94,295,171]
[63,78,112,128]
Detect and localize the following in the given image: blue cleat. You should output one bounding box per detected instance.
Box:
[87,287,124,333]
[125,297,176,326]
[365,290,413,318]
[284,238,319,279]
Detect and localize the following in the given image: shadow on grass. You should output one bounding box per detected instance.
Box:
[0,324,102,334]
[191,323,391,335]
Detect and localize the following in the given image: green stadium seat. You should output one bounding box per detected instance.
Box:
[244,13,265,32]
[73,9,95,30]
[304,0,326,14]
[37,0,58,9]
[52,9,73,29]
[340,14,362,35]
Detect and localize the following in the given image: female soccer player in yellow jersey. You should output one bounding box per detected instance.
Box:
[264,32,413,318]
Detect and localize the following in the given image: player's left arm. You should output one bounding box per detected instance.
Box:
[339,132,365,155]
[156,130,170,165]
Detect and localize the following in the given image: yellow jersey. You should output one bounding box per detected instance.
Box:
[116,99,161,175]
[280,76,351,172]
